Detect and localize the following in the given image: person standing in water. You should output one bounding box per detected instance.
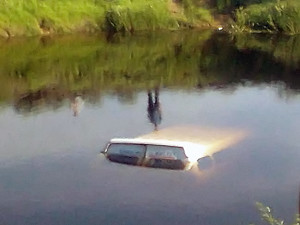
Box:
[147,88,162,131]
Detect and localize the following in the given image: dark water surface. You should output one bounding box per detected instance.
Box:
[0,31,300,225]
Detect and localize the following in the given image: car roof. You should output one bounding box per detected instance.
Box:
[109,138,196,149]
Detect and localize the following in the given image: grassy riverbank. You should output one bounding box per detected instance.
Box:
[233,0,300,34]
[1,0,300,37]
[0,0,213,37]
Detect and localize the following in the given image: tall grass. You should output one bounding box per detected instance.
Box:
[182,0,213,26]
[233,0,300,34]
[0,0,213,37]
[103,0,178,32]
[214,0,283,12]
[0,0,105,36]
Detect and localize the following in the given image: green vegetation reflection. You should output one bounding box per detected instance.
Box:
[0,31,299,113]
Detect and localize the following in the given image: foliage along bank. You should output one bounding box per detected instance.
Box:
[232,0,300,34]
[0,0,300,37]
[0,0,213,37]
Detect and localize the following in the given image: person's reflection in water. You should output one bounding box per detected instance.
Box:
[71,96,84,117]
[147,88,162,131]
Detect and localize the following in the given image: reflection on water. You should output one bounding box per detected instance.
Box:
[147,88,162,131]
[0,32,299,114]
[14,85,67,114]
[71,96,84,117]
[0,32,300,225]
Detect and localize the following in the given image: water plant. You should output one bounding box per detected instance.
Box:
[254,202,300,225]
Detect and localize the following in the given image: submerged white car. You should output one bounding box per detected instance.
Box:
[101,138,206,170]
[101,126,247,170]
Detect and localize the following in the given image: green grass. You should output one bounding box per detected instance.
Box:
[0,0,105,36]
[232,0,300,34]
[182,0,213,26]
[254,202,300,225]
[0,0,214,37]
[103,0,179,32]
[1,0,300,36]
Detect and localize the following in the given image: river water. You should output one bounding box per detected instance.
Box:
[0,31,299,225]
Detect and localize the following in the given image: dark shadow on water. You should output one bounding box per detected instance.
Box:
[147,88,162,131]
[14,86,67,114]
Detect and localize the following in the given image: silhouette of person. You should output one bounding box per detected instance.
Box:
[147,88,162,131]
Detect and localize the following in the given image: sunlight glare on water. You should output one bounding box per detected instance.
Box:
[138,125,249,163]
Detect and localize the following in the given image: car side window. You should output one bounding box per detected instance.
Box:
[145,145,186,160]
[107,144,146,157]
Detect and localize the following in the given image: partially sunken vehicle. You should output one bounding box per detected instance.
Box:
[102,138,206,170]
[101,126,247,170]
